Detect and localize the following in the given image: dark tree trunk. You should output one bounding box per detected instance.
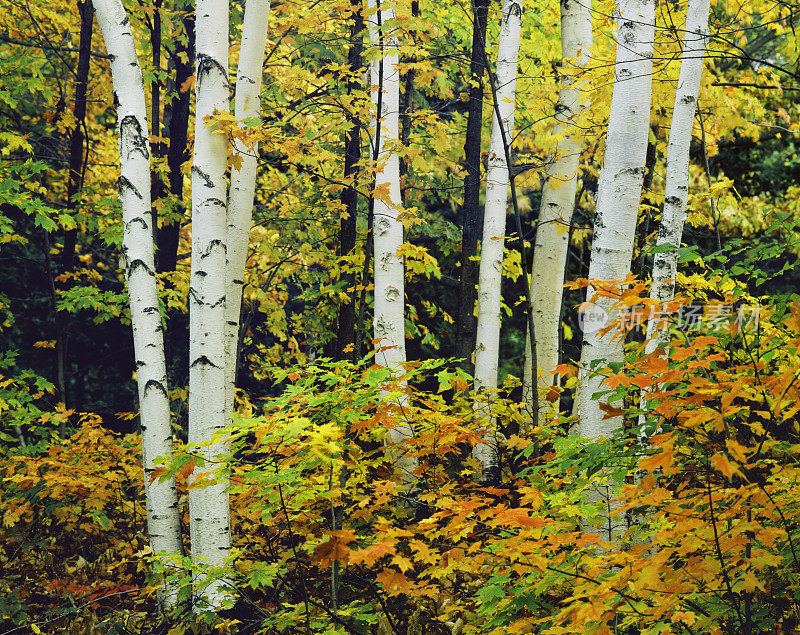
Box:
[334,0,365,360]
[399,0,419,200]
[55,0,94,411]
[454,0,490,376]
[61,0,94,271]
[158,14,194,274]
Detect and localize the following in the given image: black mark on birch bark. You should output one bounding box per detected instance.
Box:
[118,175,143,199]
[196,53,229,89]
[128,258,155,279]
[143,379,168,399]
[120,115,150,160]
[191,166,214,188]
[190,355,221,369]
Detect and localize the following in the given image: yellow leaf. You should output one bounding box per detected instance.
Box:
[393,554,413,573]
[742,569,765,593]
[671,611,697,626]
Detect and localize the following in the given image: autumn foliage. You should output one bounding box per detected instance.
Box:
[1,0,800,631]
[5,253,800,633]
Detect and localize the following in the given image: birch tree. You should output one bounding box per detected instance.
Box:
[641,0,710,375]
[472,0,524,483]
[91,0,182,606]
[188,0,231,608]
[367,0,416,482]
[576,0,655,538]
[225,0,271,419]
[523,0,592,422]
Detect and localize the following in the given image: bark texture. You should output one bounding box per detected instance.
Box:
[368,0,417,483]
[576,0,655,539]
[225,0,271,417]
[92,0,182,607]
[472,0,524,482]
[524,0,592,422]
[454,0,490,375]
[639,0,710,429]
[188,0,231,609]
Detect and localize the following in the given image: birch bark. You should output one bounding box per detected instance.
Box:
[188,0,231,609]
[524,0,592,422]
[92,0,182,607]
[472,0,524,482]
[367,0,416,482]
[641,0,710,371]
[576,0,655,539]
[225,0,271,418]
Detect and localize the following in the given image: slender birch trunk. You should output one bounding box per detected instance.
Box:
[225,0,271,418]
[523,0,592,422]
[92,0,182,607]
[576,0,655,540]
[367,0,417,483]
[188,0,231,609]
[472,0,524,483]
[640,0,710,384]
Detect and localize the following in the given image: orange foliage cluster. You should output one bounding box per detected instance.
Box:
[3,289,800,633]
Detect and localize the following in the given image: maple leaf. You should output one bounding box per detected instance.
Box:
[599,401,626,420]
[495,508,545,528]
[312,529,357,568]
[786,301,800,334]
[671,611,697,626]
[179,457,195,482]
[350,541,394,566]
[742,569,765,593]
[711,453,740,480]
[392,554,413,573]
[148,466,167,484]
[640,443,675,473]
[376,568,412,594]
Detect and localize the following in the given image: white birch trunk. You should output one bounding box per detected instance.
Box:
[367,0,417,483]
[225,0,271,418]
[576,0,655,540]
[523,0,592,422]
[188,0,231,609]
[92,0,182,607]
[472,0,524,481]
[640,0,710,420]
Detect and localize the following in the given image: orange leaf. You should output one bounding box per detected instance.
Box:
[350,541,394,566]
[639,443,675,473]
[148,466,167,485]
[786,301,800,334]
[599,401,626,420]
[179,457,195,482]
[711,452,739,480]
[312,529,357,568]
[376,568,411,594]
[496,509,545,528]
